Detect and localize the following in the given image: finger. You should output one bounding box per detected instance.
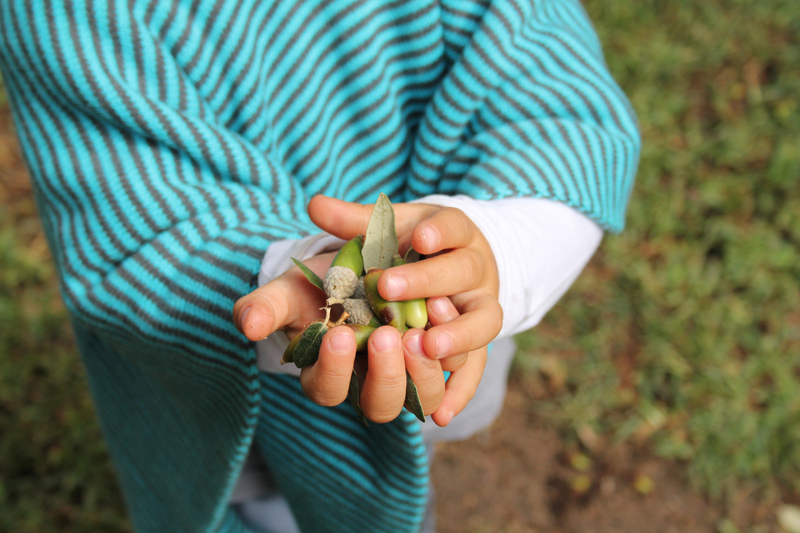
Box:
[410,206,477,255]
[378,247,485,301]
[426,296,468,372]
[233,253,334,341]
[422,291,503,359]
[308,195,434,243]
[426,296,459,325]
[300,326,357,406]
[403,329,445,415]
[233,277,294,341]
[431,346,488,427]
[440,353,469,373]
[360,326,407,423]
[307,195,374,240]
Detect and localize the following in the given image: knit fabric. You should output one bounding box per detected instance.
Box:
[0,0,640,531]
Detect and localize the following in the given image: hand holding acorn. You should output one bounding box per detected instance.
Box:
[233,193,502,427]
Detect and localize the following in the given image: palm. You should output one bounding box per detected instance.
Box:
[282,252,336,338]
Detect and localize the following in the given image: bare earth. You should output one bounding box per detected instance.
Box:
[432,375,721,533]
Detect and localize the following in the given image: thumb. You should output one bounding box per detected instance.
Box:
[233,279,291,341]
[307,195,373,240]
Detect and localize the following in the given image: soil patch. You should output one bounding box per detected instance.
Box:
[432,375,720,533]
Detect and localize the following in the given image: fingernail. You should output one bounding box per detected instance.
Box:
[372,331,398,354]
[435,332,453,358]
[446,410,455,424]
[430,297,450,318]
[329,331,353,354]
[405,333,424,357]
[384,274,408,300]
[421,225,440,251]
[240,307,252,331]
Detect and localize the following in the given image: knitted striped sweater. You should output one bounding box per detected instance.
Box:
[0,0,639,531]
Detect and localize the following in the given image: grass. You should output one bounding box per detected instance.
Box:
[0,198,131,530]
[516,0,800,507]
[1,0,799,530]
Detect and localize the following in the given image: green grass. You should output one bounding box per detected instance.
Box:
[0,201,131,531]
[516,0,800,505]
[1,0,799,530]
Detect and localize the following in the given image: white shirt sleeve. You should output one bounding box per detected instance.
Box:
[409,195,603,339]
[254,195,603,372]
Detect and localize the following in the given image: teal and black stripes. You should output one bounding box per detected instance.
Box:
[0,0,639,531]
[257,375,429,533]
[409,0,639,228]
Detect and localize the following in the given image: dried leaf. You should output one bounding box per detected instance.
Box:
[348,369,368,427]
[293,322,327,368]
[291,257,325,292]
[280,333,301,365]
[633,474,655,495]
[571,474,592,494]
[404,246,420,264]
[405,372,426,423]
[362,193,398,271]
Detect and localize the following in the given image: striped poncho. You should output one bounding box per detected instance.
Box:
[0,0,640,531]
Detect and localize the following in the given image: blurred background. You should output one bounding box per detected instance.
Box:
[1,0,799,531]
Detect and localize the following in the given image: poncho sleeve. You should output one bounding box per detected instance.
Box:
[407,0,640,233]
[0,7,318,369]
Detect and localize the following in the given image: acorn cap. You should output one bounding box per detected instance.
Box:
[343,298,376,326]
[351,277,367,300]
[324,266,360,300]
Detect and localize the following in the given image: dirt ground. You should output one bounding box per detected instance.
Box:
[0,105,744,533]
[431,372,724,533]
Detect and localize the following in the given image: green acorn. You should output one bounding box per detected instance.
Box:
[391,255,428,329]
[404,299,429,330]
[344,324,376,352]
[324,235,364,302]
[363,268,406,332]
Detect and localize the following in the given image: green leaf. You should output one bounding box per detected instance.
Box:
[405,372,425,423]
[348,369,369,427]
[293,322,327,368]
[362,193,398,272]
[291,257,325,292]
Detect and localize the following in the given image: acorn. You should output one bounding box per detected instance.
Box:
[351,277,367,301]
[324,235,364,303]
[363,268,406,332]
[343,298,382,328]
[391,255,428,329]
[344,324,376,352]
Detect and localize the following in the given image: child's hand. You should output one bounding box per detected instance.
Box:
[307,195,502,426]
[233,195,502,427]
[232,255,458,425]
